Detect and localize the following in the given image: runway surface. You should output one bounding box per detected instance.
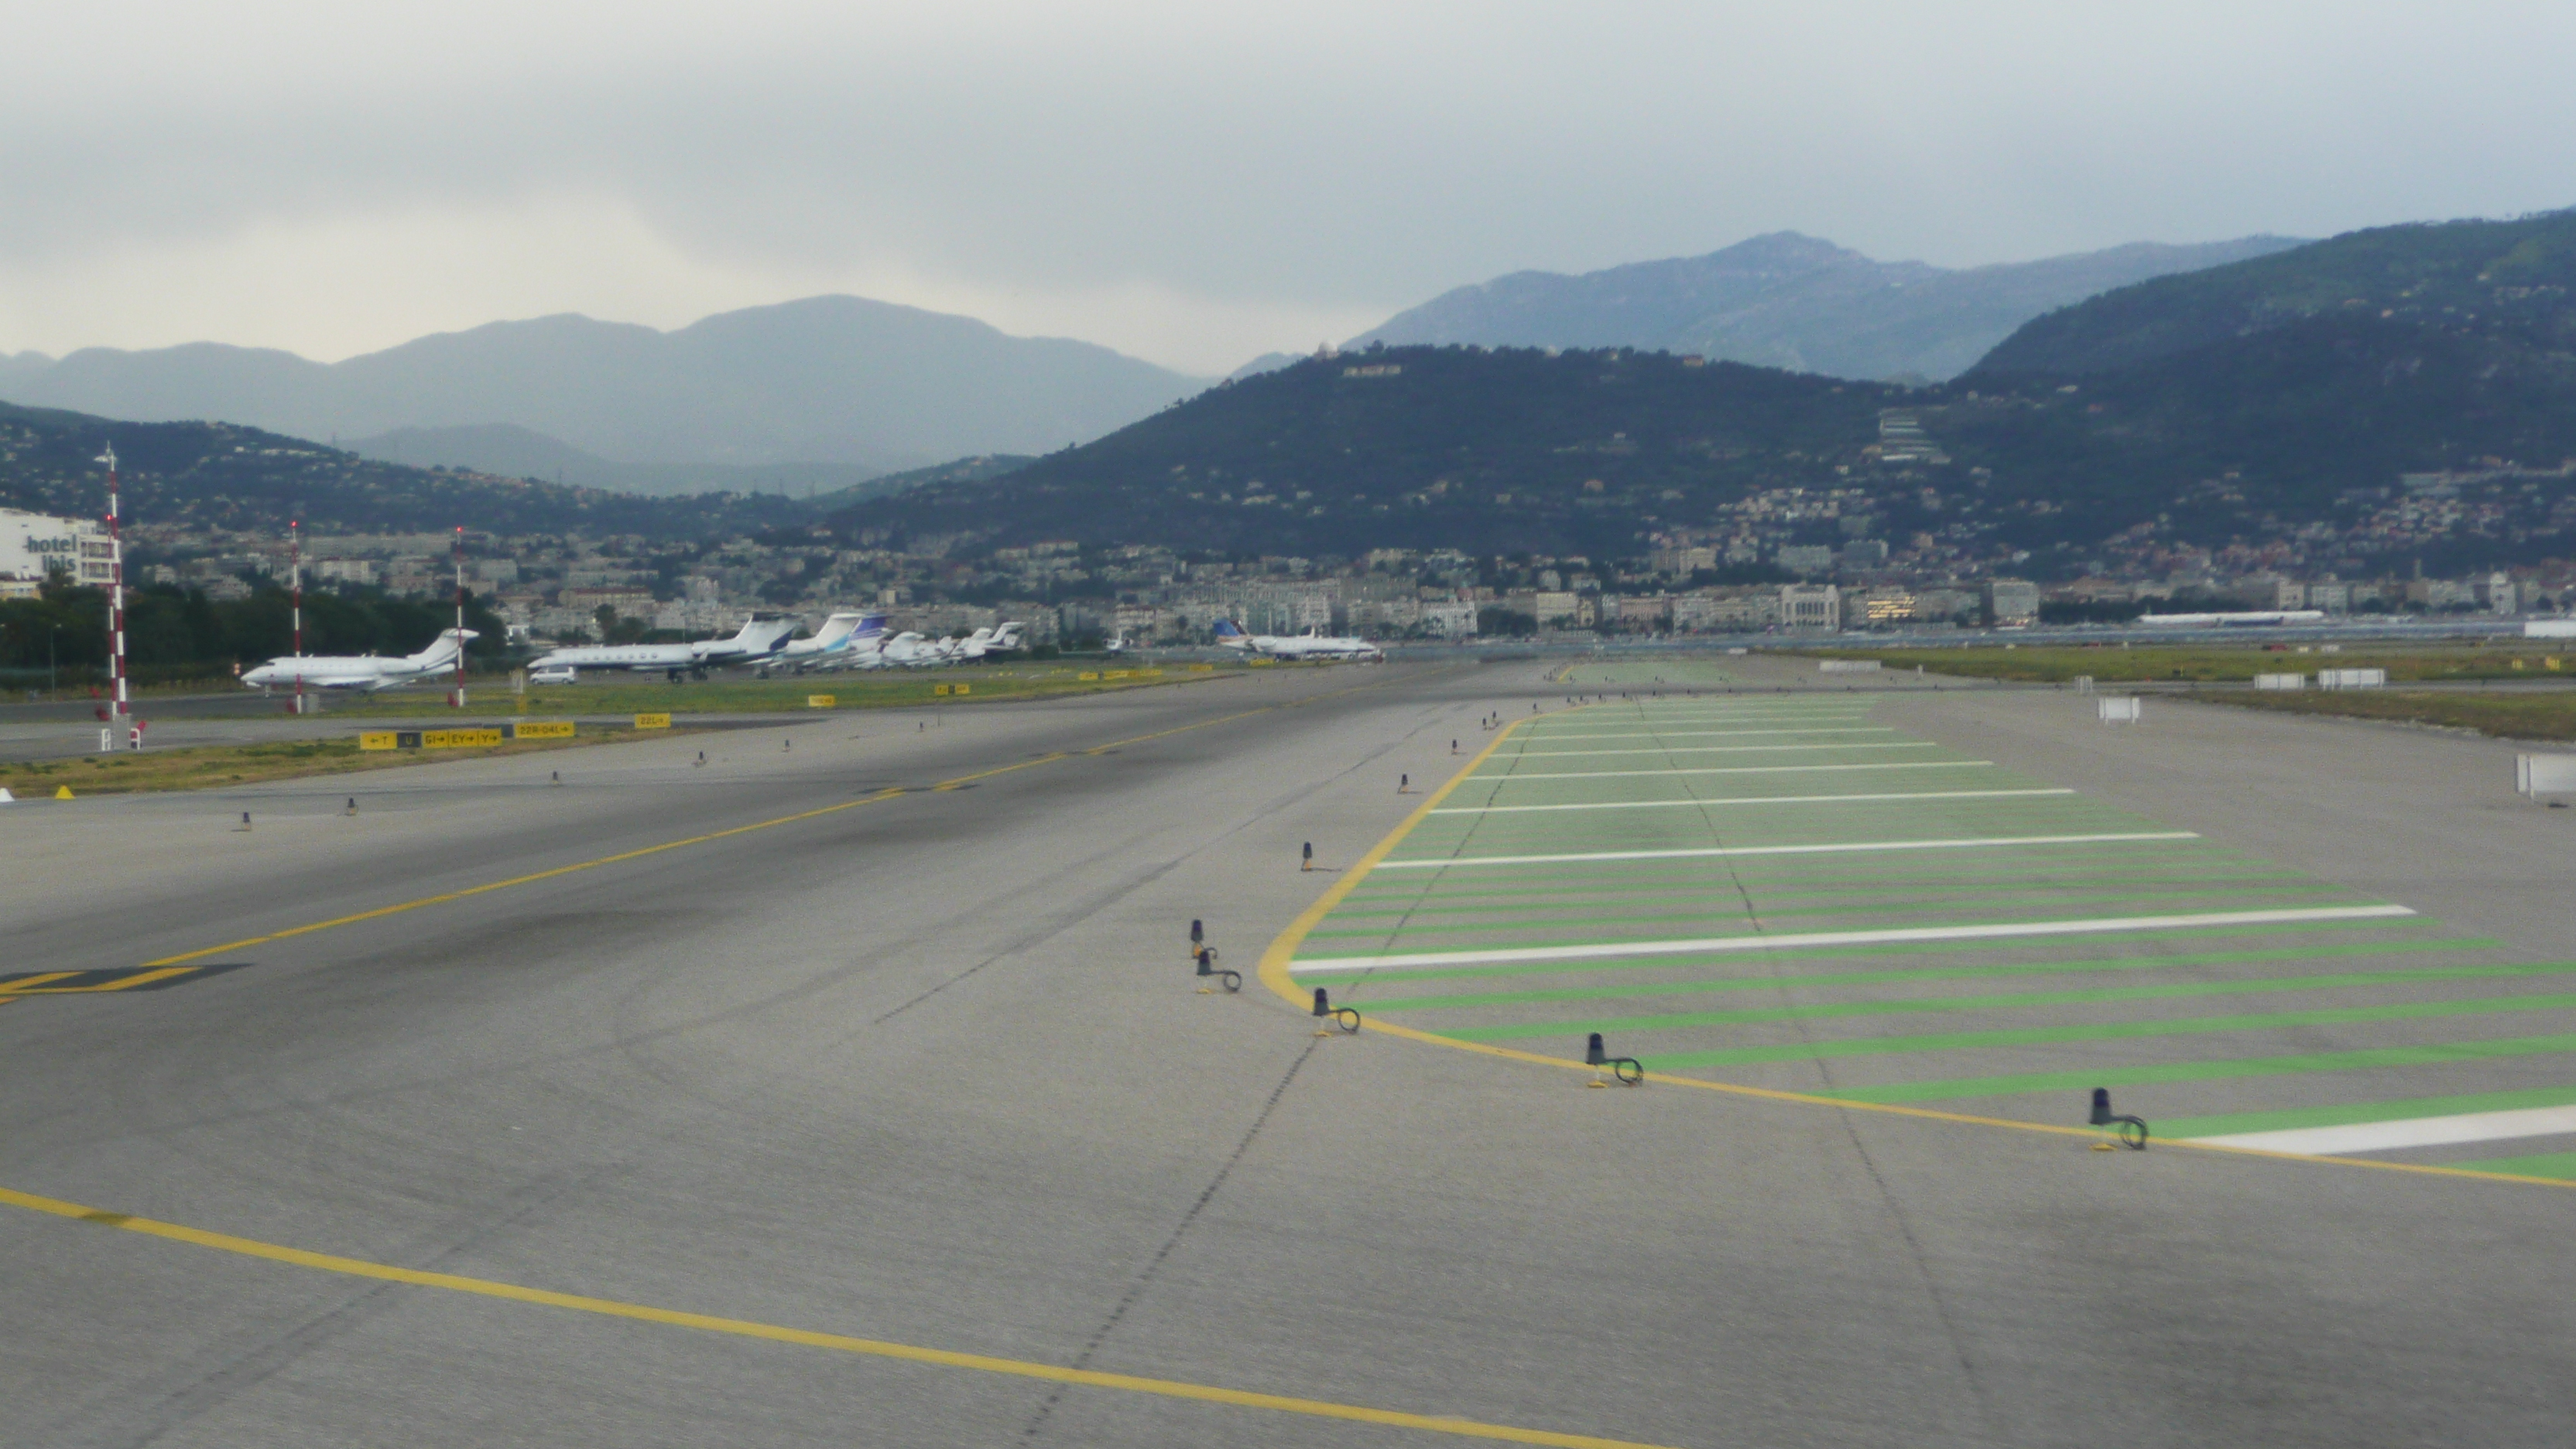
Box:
[6,657,2575,1447]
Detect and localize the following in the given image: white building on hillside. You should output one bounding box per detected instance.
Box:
[0,508,111,598]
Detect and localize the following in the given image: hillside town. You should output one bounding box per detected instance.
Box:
[7,485,2569,655]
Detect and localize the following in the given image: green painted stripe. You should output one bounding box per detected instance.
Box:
[2156,1083,2576,1139]
[1614,993,2576,1070]
[1349,861,2297,897]
[1327,873,2317,917]
[1428,968,2576,1040]
[2443,1151,2576,1180]
[1345,852,2249,896]
[1293,905,2421,964]
[1348,943,2535,1012]
[1804,1032,2576,1105]
[1352,922,2472,985]
[1307,884,2350,937]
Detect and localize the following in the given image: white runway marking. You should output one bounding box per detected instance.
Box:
[1372,831,2203,870]
[1503,728,1895,742]
[1505,743,1938,758]
[2194,1106,2576,1156]
[1472,762,1991,782]
[1429,789,2074,814]
[1289,905,2419,972]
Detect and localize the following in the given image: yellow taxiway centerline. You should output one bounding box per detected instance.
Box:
[0,1181,1682,1449]
[140,677,1416,971]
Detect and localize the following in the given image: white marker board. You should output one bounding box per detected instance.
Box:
[2518,753,2576,796]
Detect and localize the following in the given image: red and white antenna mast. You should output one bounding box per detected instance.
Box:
[289,519,307,714]
[96,442,133,745]
[450,526,468,707]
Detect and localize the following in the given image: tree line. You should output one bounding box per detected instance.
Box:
[0,581,509,687]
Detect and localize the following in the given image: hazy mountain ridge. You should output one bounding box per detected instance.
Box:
[343,423,900,499]
[841,211,2576,574]
[0,400,816,541]
[2,297,1209,488]
[1354,231,2305,381]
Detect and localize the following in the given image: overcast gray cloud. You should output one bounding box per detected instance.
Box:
[4,1,2571,373]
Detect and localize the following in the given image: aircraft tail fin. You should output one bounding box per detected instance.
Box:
[409,629,477,667]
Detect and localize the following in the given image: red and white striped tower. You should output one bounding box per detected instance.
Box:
[450,526,467,707]
[96,443,132,743]
[289,519,307,714]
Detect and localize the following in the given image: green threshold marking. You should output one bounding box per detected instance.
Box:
[1346,942,2523,1012]
[1344,858,2305,895]
[1350,852,2248,892]
[2154,1083,2576,1139]
[1303,884,2357,941]
[1427,967,2576,1041]
[1631,992,2576,1071]
[1335,921,2462,985]
[1298,902,2441,959]
[1807,1031,2576,1105]
[2447,1151,2576,1180]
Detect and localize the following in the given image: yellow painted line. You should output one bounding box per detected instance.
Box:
[1259,717,1535,1008]
[0,1183,1680,1449]
[1259,707,2576,1194]
[140,786,912,969]
[144,673,1426,971]
[0,972,81,997]
[0,968,197,995]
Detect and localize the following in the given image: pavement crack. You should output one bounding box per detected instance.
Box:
[1019,1034,1322,1443]
[46,1166,616,1449]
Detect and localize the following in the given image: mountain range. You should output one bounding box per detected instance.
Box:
[0,400,814,541]
[836,208,2576,576]
[1350,231,2304,382]
[0,297,1208,495]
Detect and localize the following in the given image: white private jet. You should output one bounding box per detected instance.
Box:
[242,629,478,692]
[1212,619,1383,662]
[526,616,800,682]
[872,631,952,668]
[766,612,886,673]
[943,622,1026,663]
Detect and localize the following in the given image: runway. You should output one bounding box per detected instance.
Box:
[6,657,2575,1447]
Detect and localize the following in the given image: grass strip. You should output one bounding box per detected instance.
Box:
[2199,689,2576,742]
[0,727,687,797]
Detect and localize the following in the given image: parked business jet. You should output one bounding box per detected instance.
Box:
[242,629,478,692]
[970,621,1026,658]
[1211,619,1384,662]
[873,631,953,668]
[526,617,799,682]
[766,612,885,673]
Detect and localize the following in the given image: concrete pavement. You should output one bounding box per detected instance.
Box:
[3,656,2573,1447]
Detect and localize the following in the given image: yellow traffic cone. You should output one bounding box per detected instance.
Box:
[54,785,74,800]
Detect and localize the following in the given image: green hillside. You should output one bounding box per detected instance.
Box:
[1971,209,2576,378]
[0,401,816,539]
[828,348,1907,557]
[838,211,2576,577]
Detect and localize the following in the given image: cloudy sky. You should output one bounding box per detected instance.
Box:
[5,2,2571,375]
